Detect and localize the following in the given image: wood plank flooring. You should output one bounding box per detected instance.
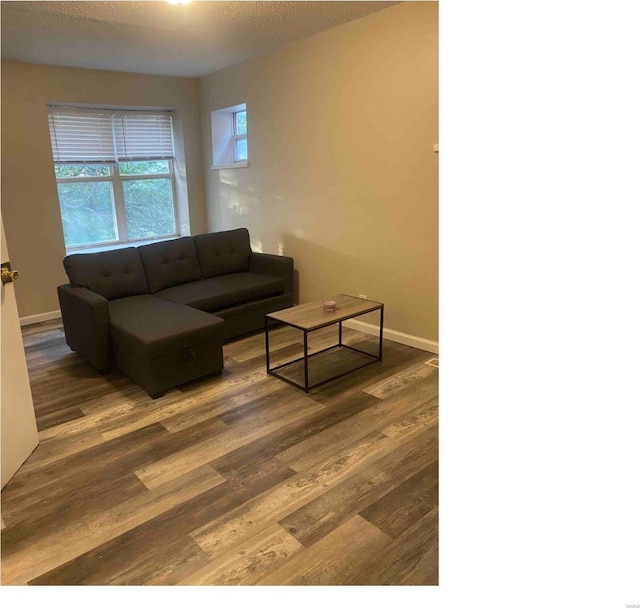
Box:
[1,319,438,585]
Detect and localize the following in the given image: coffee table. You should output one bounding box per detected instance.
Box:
[265,294,384,392]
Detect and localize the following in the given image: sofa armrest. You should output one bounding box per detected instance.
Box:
[249,252,294,295]
[57,284,112,373]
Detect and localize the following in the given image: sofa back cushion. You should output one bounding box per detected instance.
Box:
[194,228,251,279]
[138,237,201,293]
[64,247,149,300]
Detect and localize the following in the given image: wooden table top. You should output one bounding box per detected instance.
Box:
[266,294,383,331]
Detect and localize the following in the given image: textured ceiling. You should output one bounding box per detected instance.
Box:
[0,0,400,77]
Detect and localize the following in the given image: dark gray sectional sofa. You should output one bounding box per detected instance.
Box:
[57,227,294,397]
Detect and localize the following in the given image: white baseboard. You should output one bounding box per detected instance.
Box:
[17,310,439,354]
[19,310,62,327]
[342,319,438,354]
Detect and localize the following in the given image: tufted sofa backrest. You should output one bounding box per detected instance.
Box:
[138,236,202,293]
[194,228,251,279]
[64,247,149,300]
[63,229,255,300]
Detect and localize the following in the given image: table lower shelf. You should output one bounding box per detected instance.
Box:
[267,343,380,392]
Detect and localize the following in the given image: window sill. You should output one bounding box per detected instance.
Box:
[211,161,249,170]
[66,235,180,255]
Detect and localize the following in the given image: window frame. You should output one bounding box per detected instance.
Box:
[55,160,180,252]
[232,110,248,162]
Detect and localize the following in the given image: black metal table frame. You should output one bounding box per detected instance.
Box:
[265,304,384,393]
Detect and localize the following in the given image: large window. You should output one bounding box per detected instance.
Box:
[48,106,179,250]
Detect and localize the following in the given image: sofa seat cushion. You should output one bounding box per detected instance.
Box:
[109,295,224,358]
[138,237,202,293]
[64,247,149,300]
[214,293,294,340]
[156,272,285,312]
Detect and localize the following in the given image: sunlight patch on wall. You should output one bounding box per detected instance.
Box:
[220,185,248,216]
[219,170,239,187]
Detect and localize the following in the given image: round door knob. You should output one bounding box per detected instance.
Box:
[1,267,19,284]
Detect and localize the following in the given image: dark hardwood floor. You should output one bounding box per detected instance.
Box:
[1,319,438,585]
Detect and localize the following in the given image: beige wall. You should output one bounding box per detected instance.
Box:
[1,62,206,318]
[199,2,438,341]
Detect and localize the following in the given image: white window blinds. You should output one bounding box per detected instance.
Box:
[48,106,175,164]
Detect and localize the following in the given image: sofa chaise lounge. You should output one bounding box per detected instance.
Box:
[57,227,294,397]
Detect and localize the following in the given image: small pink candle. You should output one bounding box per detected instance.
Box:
[323,299,337,311]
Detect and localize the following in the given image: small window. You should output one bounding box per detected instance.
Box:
[233,110,248,162]
[211,103,248,169]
